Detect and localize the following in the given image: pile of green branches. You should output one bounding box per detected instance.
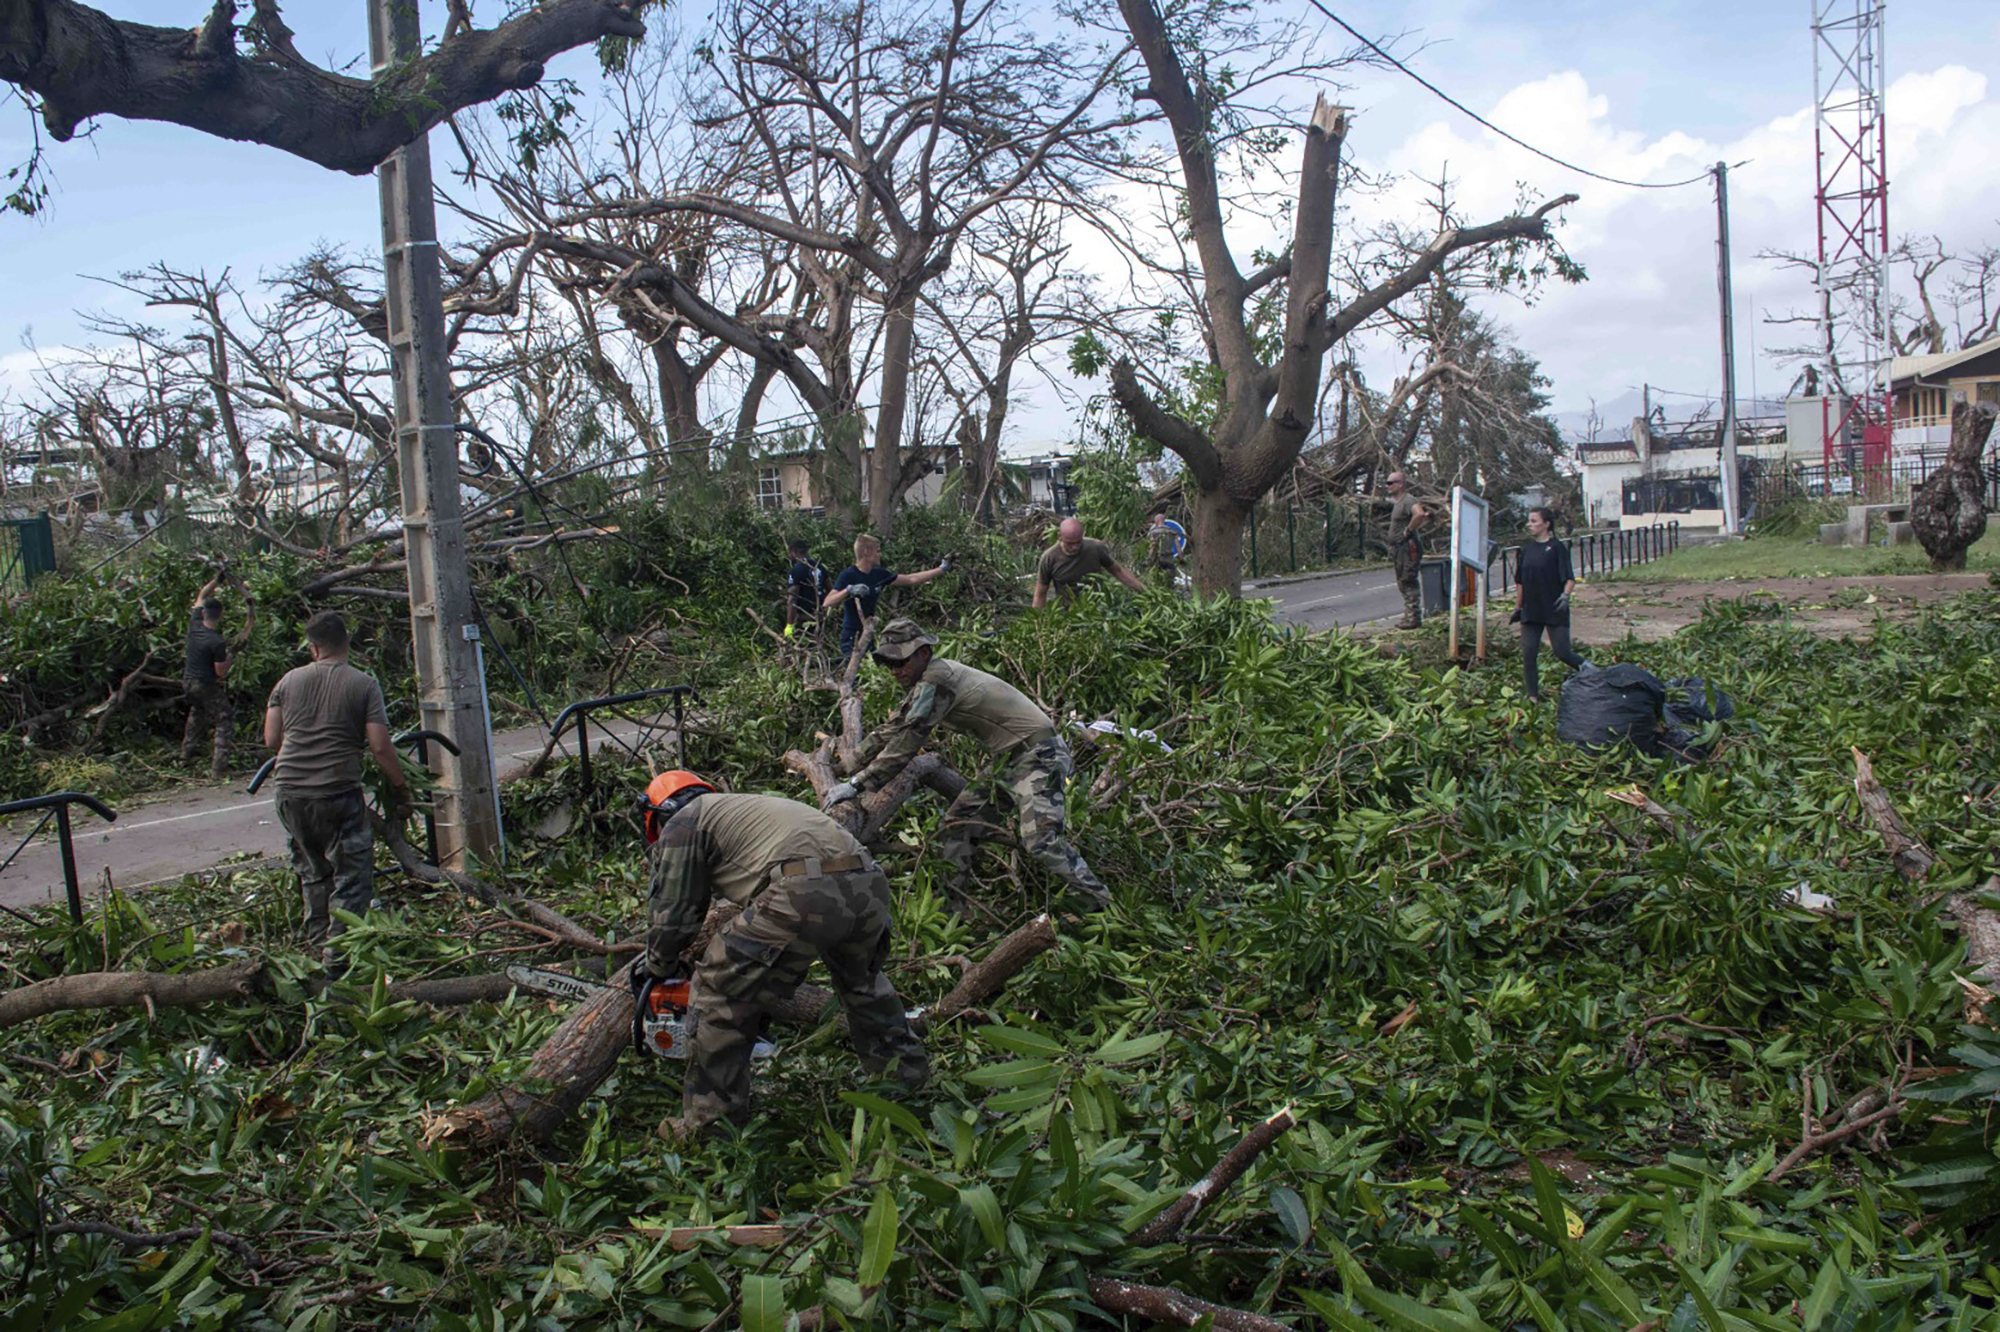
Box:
[0,499,1022,802]
[2,588,1997,1328]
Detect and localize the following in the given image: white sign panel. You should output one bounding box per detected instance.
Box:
[1451,487,1490,571]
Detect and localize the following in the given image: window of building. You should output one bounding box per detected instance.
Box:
[1978,381,1999,408]
[756,467,784,510]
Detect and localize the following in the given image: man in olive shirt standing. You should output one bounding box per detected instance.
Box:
[634,770,928,1140]
[263,611,411,961]
[825,618,1108,913]
[181,574,240,778]
[1383,471,1434,630]
[1032,517,1146,608]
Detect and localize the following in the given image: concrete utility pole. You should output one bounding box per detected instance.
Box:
[368,0,499,867]
[1713,161,1741,535]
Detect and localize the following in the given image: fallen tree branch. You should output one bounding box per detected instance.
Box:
[374,813,609,953]
[86,650,157,745]
[8,1218,263,1273]
[1129,1106,1298,1245]
[1085,1278,1290,1332]
[0,960,266,1031]
[1852,748,1938,881]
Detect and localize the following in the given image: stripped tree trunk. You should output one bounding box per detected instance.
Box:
[1910,402,1994,572]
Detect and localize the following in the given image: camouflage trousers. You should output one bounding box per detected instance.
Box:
[1391,539,1422,625]
[180,680,231,777]
[275,788,375,948]
[684,866,928,1132]
[941,735,1108,910]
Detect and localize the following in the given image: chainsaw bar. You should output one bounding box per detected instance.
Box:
[505,967,779,1061]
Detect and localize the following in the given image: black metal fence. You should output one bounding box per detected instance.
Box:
[0,513,57,595]
[1750,456,2000,510]
[1483,522,1681,596]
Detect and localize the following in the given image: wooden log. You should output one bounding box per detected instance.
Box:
[426,957,641,1151]
[1085,1278,1290,1332]
[1129,1106,1297,1245]
[1850,749,1939,882]
[0,960,267,1031]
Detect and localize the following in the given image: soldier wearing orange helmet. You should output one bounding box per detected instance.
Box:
[635,770,928,1139]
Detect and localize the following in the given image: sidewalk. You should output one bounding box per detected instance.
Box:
[0,709,686,915]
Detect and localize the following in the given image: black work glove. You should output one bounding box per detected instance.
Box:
[1509,607,1522,625]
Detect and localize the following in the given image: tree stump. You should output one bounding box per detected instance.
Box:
[1910,402,1995,572]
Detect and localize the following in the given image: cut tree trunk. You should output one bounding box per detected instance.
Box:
[1909,402,1995,572]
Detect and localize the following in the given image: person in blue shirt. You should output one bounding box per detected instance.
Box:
[822,533,948,665]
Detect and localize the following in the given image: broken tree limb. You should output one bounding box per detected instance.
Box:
[374,812,609,953]
[1951,873,2000,1024]
[1085,1278,1290,1332]
[1129,1106,1298,1246]
[87,650,157,745]
[0,960,266,1031]
[1851,748,1938,881]
[782,749,966,847]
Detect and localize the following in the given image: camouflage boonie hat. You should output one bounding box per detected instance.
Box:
[872,618,938,661]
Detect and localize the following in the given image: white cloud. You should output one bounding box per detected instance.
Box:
[1347,62,1999,415]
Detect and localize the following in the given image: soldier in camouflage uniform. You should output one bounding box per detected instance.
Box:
[635,771,928,1141]
[823,619,1109,913]
[1384,471,1434,630]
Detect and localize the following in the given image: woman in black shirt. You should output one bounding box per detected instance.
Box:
[1514,506,1586,702]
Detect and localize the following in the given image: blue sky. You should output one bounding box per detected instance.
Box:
[3,0,1996,442]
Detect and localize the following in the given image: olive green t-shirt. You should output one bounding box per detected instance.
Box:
[1388,494,1424,544]
[1036,538,1122,597]
[695,793,864,905]
[268,660,389,797]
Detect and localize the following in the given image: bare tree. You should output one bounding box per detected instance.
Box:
[587,0,1139,532]
[1101,0,1577,595]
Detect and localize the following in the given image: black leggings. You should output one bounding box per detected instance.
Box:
[1521,621,1585,700]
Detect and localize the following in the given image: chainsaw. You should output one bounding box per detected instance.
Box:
[504,966,777,1061]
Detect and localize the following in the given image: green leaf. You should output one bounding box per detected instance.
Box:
[1270,1184,1311,1246]
[978,1024,1067,1058]
[1094,1029,1172,1064]
[739,1274,786,1332]
[964,1057,1060,1088]
[839,1090,929,1145]
[858,1184,898,1289]
[960,1183,1006,1254]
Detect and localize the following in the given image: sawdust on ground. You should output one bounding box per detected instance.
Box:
[1571,572,1991,643]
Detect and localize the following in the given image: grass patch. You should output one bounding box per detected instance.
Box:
[1601,525,2000,581]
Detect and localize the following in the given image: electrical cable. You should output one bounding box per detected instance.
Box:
[1304,0,1714,191]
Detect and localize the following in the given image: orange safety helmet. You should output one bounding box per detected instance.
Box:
[642,769,715,843]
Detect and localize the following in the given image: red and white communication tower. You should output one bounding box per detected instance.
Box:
[1811,0,1890,468]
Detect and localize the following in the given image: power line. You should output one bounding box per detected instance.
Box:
[1305,0,1714,191]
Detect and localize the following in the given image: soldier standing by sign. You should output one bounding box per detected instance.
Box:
[1384,472,1435,629]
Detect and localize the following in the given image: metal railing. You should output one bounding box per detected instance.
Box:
[1482,522,1680,596]
[1751,456,2000,510]
[0,791,118,925]
[548,685,695,806]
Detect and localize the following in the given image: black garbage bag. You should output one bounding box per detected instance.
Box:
[1658,676,1735,761]
[1556,663,1667,753]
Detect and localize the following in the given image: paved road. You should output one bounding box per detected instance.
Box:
[1255,567,1405,631]
[0,709,686,916]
